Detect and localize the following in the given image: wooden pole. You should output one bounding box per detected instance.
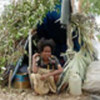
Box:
[8,70,13,93]
[28,29,33,88]
[29,30,32,73]
[71,0,83,14]
[71,0,74,13]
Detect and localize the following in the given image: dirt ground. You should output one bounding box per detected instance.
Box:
[0,88,94,100]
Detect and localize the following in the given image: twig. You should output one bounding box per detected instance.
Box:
[8,70,13,90]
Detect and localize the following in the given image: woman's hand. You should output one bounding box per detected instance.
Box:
[33,53,40,60]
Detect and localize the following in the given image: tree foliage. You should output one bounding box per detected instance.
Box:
[82,0,100,15]
[0,0,60,79]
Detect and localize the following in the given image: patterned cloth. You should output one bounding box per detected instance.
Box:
[30,68,57,95]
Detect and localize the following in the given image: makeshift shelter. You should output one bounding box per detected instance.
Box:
[1,0,82,87]
[10,3,80,83]
[1,0,99,96]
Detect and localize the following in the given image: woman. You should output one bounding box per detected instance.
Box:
[31,38,63,95]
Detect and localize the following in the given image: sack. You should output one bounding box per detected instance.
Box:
[92,36,100,60]
[83,61,100,93]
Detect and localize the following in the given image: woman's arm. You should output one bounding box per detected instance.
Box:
[32,53,39,73]
[47,65,63,76]
[40,64,63,80]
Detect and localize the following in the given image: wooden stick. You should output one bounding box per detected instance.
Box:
[8,70,13,89]
[71,0,83,13]
[28,29,33,88]
[71,0,74,13]
[29,30,32,73]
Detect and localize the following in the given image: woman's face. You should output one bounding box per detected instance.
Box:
[41,46,52,61]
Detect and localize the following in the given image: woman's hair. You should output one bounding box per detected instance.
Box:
[37,38,55,53]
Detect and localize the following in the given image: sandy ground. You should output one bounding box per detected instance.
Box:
[0,88,94,100]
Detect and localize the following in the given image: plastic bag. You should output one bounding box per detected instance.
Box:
[83,61,100,93]
[92,35,100,60]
